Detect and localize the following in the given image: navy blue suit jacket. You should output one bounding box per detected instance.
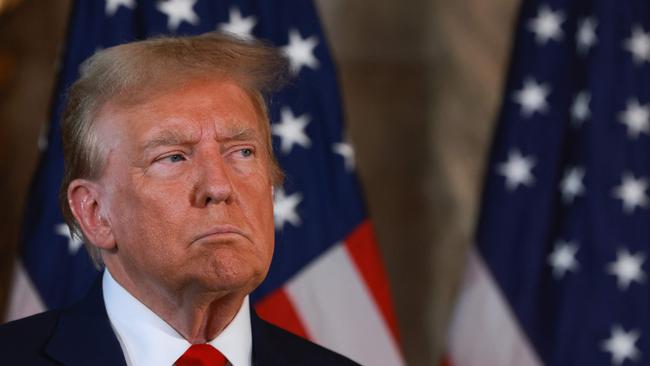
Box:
[0,278,358,365]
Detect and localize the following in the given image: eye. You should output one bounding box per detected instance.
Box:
[239,148,253,158]
[166,154,186,163]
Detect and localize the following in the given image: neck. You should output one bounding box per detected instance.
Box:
[106,264,245,343]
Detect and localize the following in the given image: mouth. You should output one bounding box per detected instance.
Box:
[191,224,248,244]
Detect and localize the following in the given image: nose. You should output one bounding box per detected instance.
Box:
[192,150,234,207]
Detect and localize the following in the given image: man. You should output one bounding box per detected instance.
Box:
[0,33,357,366]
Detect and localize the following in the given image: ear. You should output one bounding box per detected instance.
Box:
[67,179,116,251]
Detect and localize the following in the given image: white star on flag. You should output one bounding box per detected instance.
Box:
[624,25,650,65]
[527,5,565,45]
[576,17,597,55]
[497,150,536,191]
[560,166,585,204]
[513,78,551,117]
[273,107,312,154]
[333,142,355,171]
[105,0,135,16]
[548,240,580,279]
[55,223,84,254]
[571,91,591,126]
[273,187,303,230]
[619,98,650,138]
[607,248,646,290]
[218,7,257,39]
[156,0,199,32]
[601,325,642,366]
[282,29,320,75]
[613,173,649,214]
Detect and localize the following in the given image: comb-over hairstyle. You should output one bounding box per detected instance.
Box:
[59,32,287,266]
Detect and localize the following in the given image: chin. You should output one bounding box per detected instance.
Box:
[203,261,266,294]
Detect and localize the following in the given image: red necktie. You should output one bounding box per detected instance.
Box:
[175,344,228,366]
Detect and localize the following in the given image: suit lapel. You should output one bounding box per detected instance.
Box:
[251,309,277,365]
[45,275,127,366]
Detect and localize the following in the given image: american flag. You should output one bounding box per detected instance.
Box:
[447,1,650,365]
[6,1,402,365]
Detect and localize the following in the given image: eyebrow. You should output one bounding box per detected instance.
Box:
[141,131,197,152]
[141,126,260,152]
[218,127,259,143]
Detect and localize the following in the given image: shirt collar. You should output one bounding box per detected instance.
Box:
[103,270,252,366]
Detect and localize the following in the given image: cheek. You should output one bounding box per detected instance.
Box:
[254,198,275,248]
[110,183,188,248]
[242,176,273,220]
[110,199,186,275]
[254,186,276,258]
[237,176,274,242]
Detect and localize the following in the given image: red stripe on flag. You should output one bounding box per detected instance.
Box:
[254,287,310,340]
[344,220,401,343]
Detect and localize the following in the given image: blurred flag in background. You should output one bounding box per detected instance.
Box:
[5,1,402,365]
[447,1,649,365]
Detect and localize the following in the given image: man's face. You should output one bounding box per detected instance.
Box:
[93,78,275,298]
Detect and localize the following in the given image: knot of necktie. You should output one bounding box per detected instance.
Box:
[175,344,228,366]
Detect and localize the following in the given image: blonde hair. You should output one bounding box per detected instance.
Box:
[59,32,287,265]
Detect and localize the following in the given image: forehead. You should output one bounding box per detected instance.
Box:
[95,78,265,144]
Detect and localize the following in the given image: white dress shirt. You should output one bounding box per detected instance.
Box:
[103,270,252,366]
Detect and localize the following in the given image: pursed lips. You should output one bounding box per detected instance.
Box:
[191,224,248,244]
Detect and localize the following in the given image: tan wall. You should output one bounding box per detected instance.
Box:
[0,0,71,319]
[0,1,519,364]
[316,1,519,363]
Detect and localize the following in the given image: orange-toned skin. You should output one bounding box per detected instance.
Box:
[67,79,275,343]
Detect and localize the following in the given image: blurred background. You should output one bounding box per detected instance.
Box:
[0,0,519,364]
